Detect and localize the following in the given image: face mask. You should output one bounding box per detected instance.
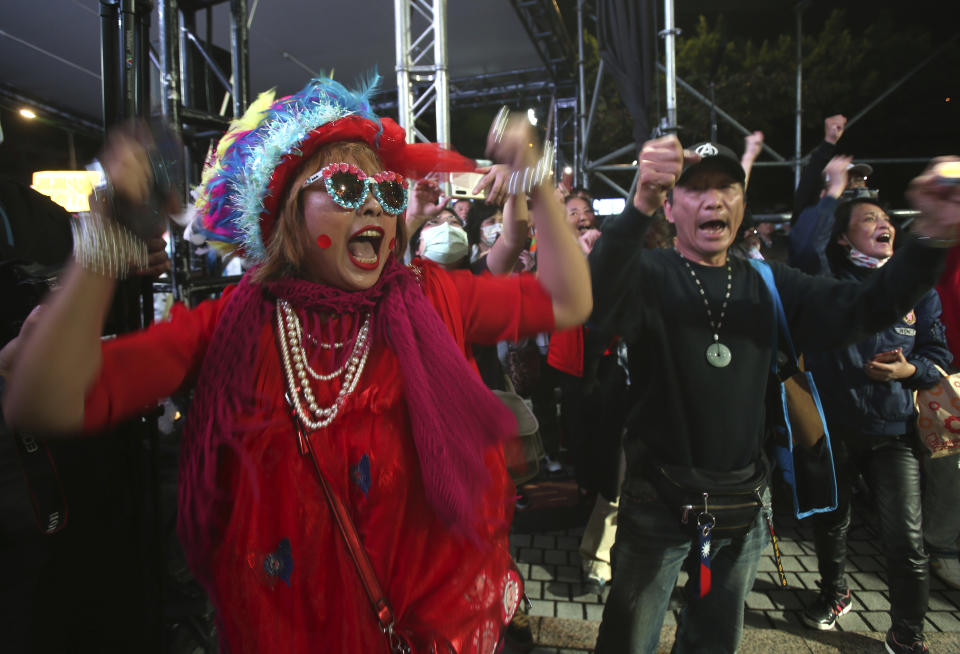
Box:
[847,245,889,269]
[421,222,469,264]
[480,222,502,246]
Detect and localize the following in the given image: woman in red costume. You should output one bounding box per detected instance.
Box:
[3,76,592,653]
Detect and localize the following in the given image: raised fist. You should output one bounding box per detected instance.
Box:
[633,135,687,214]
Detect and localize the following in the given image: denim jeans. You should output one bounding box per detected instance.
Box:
[594,480,769,654]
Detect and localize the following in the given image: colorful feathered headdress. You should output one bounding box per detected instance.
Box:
[192,74,475,260]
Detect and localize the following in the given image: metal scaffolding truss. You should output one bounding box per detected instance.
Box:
[372,67,565,114]
[156,0,251,140]
[378,66,579,178]
[394,0,450,145]
[154,0,252,304]
[578,0,958,201]
[90,4,255,651]
[503,0,580,178]
[448,67,568,109]
[507,0,577,85]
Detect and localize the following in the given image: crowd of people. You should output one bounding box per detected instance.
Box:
[1,74,959,654]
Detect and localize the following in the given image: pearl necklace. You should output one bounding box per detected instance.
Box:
[276,299,372,430]
[282,304,356,381]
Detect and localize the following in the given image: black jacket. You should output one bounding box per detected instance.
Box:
[791,140,836,226]
[789,199,952,435]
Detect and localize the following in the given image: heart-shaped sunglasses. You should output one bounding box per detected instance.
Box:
[302,162,409,215]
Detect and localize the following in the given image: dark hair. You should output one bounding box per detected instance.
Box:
[563,194,594,207]
[438,207,461,223]
[464,202,500,247]
[827,198,888,271]
[409,224,424,257]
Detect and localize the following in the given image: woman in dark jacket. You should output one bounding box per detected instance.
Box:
[790,156,952,653]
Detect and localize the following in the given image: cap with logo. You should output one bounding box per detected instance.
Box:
[678,142,746,187]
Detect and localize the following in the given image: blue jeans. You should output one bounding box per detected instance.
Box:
[595,481,769,654]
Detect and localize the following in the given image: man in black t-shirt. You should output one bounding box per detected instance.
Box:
[589,135,960,654]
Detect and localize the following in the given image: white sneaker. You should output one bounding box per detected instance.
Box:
[931,556,960,590]
[542,455,563,474]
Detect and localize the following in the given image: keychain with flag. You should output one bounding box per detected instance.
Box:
[697,494,715,598]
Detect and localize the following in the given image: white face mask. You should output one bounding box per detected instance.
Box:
[480,222,502,246]
[421,222,469,264]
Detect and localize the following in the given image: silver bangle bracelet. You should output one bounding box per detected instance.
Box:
[71,210,148,279]
[491,106,510,145]
[506,141,556,197]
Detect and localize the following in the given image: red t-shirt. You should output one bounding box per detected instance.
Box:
[546,326,584,377]
[84,263,555,653]
[936,247,960,366]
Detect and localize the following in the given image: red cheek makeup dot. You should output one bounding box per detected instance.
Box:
[316,234,332,249]
[389,237,396,250]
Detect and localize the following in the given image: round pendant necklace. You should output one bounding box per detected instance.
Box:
[676,251,733,368]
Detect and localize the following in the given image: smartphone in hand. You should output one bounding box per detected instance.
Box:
[448,172,487,200]
[871,348,901,364]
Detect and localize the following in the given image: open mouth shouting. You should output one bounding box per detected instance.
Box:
[871,229,894,256]
[698,218,729,238]
[347,225,384,270]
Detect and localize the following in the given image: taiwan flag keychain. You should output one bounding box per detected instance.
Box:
[697,504,716,597]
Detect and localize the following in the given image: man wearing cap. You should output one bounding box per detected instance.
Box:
[587,134,960,653]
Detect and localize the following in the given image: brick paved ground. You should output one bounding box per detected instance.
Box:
[504,478,960,653]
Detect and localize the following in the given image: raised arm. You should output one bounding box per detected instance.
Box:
[404,179,448,243]
[485,111,591,330]
[791,115,846,224]
[588,135,685,331]
[780,157,960,353]
[472,164,529,275]
[788,154,852,274]
[484,190,529,275]
[3,127,173,434]
[740,131,764,191]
